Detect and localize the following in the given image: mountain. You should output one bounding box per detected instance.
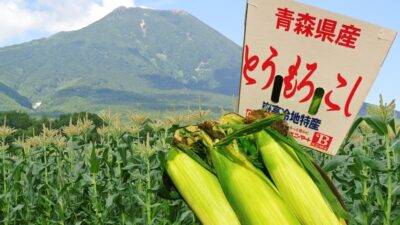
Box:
[0,82,31,109]
[0,7,241,113]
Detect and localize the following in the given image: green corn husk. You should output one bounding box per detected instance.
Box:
[193,127,300,225]
[255,130,343,225]
[218,113,347,220]
[210,143,301,225]
[166,146,240,225]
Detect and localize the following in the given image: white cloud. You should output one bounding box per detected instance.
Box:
[0,0,135,45]
[0,0,46,43]
[40,0,135,32]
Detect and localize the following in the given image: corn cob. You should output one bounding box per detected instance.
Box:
[210,143,301,225]
[166,146,240,225]
[255,130,343,225]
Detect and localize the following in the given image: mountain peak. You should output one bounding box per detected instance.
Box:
[109,5,190,16]
[170,9,189,16]
[113,6,129,12]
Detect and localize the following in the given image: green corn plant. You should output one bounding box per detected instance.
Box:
[0,118,15,225]
[0,113,199,224]
[344,97,399,225]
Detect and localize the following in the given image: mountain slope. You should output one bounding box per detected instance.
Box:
[0,94,27,111]
[0,7,241,113]
[0,82,31,109]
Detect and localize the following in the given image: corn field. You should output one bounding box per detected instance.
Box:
[0,100,399,224]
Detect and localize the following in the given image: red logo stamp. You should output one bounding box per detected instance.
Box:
[311,132,333,151]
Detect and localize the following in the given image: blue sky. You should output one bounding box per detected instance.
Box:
[1,0,399,109]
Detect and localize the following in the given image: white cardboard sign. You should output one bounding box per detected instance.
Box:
[238,0,397,155]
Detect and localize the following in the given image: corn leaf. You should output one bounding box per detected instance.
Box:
[322,156,349,173]
[356,155,387,172]
[157,172,181,200]
[363,116,388,136]
[90,144,99,174]
[375,188,385,208]
[393,139,400,152]
[388,117,396,135]
[394,215,400,225]
[346,117,364,140]
[215,114,284,147]
[393,185,400,197]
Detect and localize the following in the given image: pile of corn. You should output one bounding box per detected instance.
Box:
[165,111,348,225]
